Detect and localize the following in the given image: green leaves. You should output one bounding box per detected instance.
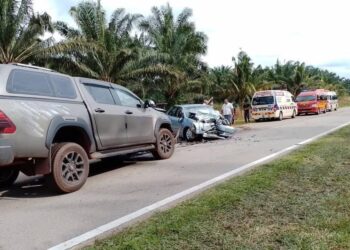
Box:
[0,0,55,63]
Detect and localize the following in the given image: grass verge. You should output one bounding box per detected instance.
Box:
[90,126,350,250]
[340,96,350,107]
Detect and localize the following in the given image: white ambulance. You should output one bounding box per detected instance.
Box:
[325,91,338,111]
[251,90,298,121]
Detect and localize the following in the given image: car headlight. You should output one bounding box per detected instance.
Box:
[193,122,203,132]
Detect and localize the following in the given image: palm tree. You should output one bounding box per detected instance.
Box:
[139,4,207,106]
[209,66,235,101]
[268,60,308,96]
[52,0,167,84]
[231,51,256,110]
[0,0,54,63]
[53,1,137,81]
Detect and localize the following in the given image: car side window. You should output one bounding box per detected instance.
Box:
[7,69,78,99]
[50,75,77,99]
[7,69,54,96]
[168,107,178,117]
[115,89,141,108]
[175,108,183,118]
[84,84,115,105]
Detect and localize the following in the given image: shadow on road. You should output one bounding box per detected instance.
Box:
[0,154,152,199]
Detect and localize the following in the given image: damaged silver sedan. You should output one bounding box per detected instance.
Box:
[167,104,235,141]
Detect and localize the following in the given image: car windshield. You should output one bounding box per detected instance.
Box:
[252,96,275,105]
[296,95,316,102]
[184,106,218,118]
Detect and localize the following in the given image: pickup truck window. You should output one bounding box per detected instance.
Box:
[51,75,77,99]
[84,84,115,105]
[7,69,54,96]
[7,69,77,99]
[115,89,141,108]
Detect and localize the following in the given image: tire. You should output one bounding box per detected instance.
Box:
[153,129,175,160]
[46,143,89,193]
[291,110,296,118]
[183,127,196,142]
[0,168,19,189]
[323,108,326,114]
[278,112,283,121]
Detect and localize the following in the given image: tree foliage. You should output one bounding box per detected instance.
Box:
[2,0,348,108]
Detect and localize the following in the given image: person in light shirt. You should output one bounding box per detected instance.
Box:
[221,99,234,125]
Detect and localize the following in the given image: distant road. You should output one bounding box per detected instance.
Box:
[1,108,350,250]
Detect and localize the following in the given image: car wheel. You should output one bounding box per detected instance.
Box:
[323,108,326,114]
[292,110,296,118]
[278,112,283,121]
[153,129,175,160]
[0,168,19,189]
[184,127,196,142]
[46,143,89,193]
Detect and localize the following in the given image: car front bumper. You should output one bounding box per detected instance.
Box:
[251,111,279,120]
[298,107,318,113]
[0,139,15,166]
[194,123,235,139]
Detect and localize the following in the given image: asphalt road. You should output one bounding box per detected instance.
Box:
[1,108,350,250]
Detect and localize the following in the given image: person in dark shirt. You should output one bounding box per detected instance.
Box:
[243,100,251,123]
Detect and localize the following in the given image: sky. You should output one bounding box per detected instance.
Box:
[33,0,350,78]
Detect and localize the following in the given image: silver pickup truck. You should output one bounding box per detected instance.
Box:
[0,64,175,193]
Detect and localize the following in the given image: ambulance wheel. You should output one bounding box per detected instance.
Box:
[291,110,296,118]
[278,112,283,121]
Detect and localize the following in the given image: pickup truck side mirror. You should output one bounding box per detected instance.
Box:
[144,100,156,109]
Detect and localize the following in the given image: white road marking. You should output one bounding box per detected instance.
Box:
[49,121,350,250]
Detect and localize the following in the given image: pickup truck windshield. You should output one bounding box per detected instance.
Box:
[252,96,274,105]
[296,95,316,102]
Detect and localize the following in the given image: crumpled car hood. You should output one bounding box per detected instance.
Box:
[189,110,220,122]
[189,109,235,138]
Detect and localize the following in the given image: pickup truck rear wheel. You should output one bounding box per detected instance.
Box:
[46,143,89,193]
[153,129,175,160]
[0,168,19,189]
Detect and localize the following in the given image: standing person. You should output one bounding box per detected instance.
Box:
[221,99,234,125]
[243,100,251,123]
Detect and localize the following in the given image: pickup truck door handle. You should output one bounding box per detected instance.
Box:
[95,108,105,113]
[125,110,133,115]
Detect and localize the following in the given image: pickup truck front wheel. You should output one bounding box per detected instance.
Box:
[0,168,19,189]
[46,143,89,193]
[153,129,175,160]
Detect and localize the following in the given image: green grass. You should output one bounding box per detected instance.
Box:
[89,126,350,250]
[339,96,350,107]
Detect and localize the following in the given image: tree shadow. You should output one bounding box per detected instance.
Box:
[0,154,154,199]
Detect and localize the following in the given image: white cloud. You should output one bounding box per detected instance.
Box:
[33,0,350,77]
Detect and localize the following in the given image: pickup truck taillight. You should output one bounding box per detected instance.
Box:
[0,110,16,134]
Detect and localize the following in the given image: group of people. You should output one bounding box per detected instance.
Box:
[221,99,251,124]
[203,97,251,125]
